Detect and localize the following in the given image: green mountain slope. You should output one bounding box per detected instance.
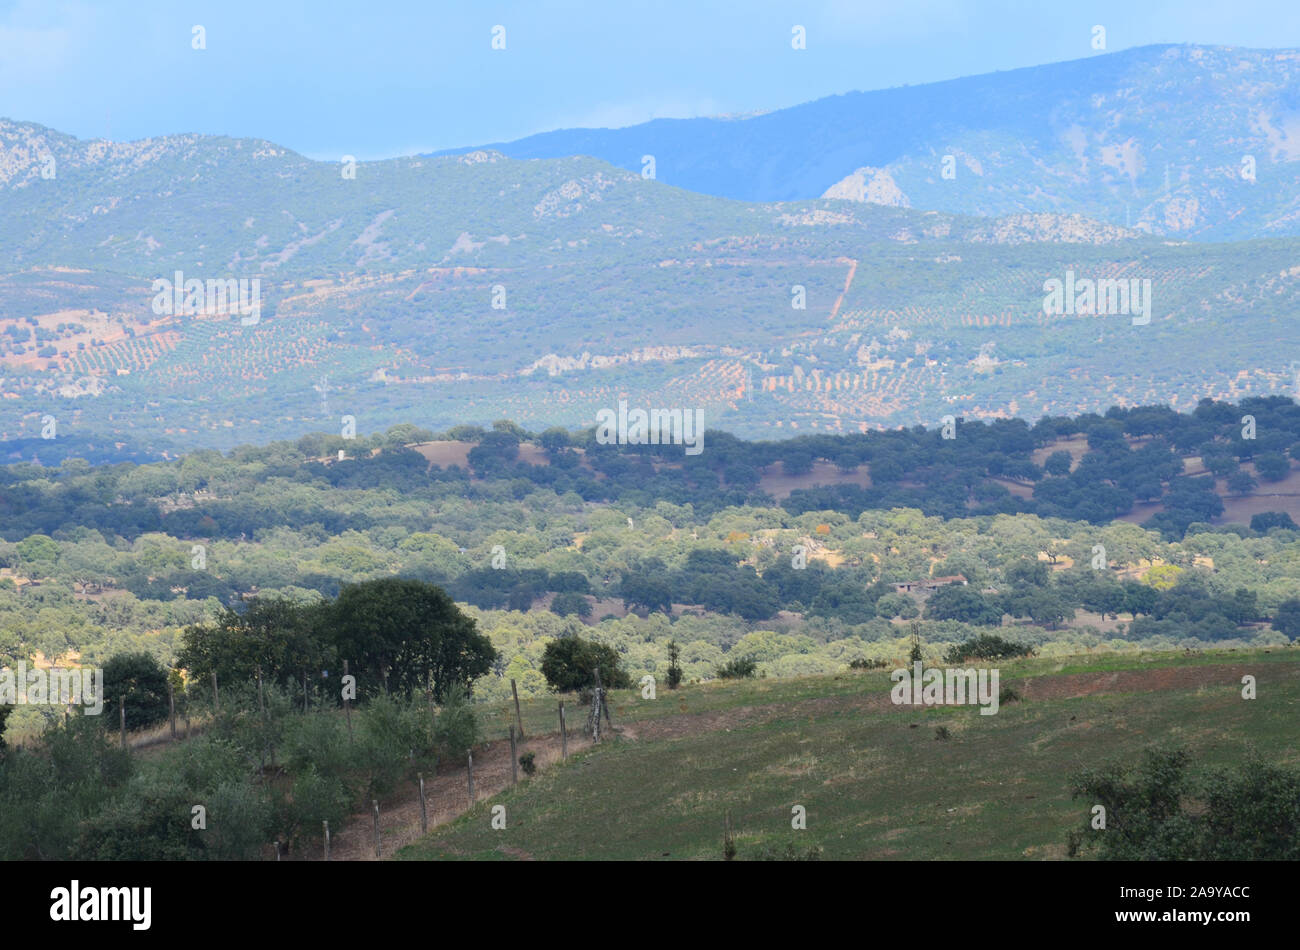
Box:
[0,117,1297,450]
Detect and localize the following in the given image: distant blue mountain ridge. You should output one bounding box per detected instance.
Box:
[434,44,1300,241]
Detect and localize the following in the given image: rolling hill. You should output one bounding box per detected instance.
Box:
[394,648,1300,860]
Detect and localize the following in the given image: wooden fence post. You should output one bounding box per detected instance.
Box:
[467,751,475,804]
[168,680,177,740]
[560,701,567,759]
[323,820,330,861]
[119,697,126,749]
[372,800,381,858]
[418,773,428,834]
[211,670,219,712]
[597,666,613,727]
[589,667,603,743]
[509,724,518,784]
[511,678,525,739]
[257,670,264,715]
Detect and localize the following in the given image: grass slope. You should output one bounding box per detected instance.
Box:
[399,648,1300,860]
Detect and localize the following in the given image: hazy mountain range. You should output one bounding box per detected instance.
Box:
[0,43,1298,456]
[437,44,1300,242]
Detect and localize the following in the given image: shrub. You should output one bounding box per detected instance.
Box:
[1069,746,1300,860]
[935,725,951,741]
[540,635,630,693]
[282,710,356,784]
[666,640,684,689]
[356,693,431,799]
[204,779,274,861]
[715,656,757,679]
[943,634,1035,664]
[518,752,536,776]
[432,683,479,762]
[278,765,350,848]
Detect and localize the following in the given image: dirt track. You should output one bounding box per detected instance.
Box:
[319,731,593,861]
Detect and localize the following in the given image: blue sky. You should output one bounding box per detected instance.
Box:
[4,0,1300,159]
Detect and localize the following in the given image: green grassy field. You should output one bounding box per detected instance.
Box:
[399,647,1300,860]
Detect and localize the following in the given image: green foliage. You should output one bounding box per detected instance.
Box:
[1273,599,1300,640]
[282,710,356,785]
[908,629,924,665]
[874,592,918,619]
[204,780,274,861]
[355,693,433,799]
[75,769,207,861]
[1255,453,1291,482]
[1069,746,1300,860]
[715,656,758,680]
[202,681,294,774]
[550,590,591,618]
[0,716,132,859]
[1252,510,1298,532]
[280,766,352,848]
[1043,451,1073,476]
[328,577,496,700]
[540,635,630,693]
[178,597,329,691]
[943,634,1035,664]
[926,585,1002,626]
[432,683,479,762]
[101,651,171,731]
[1227,470,1258,494]
[519,751,537,776]
[666,640,684,689]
